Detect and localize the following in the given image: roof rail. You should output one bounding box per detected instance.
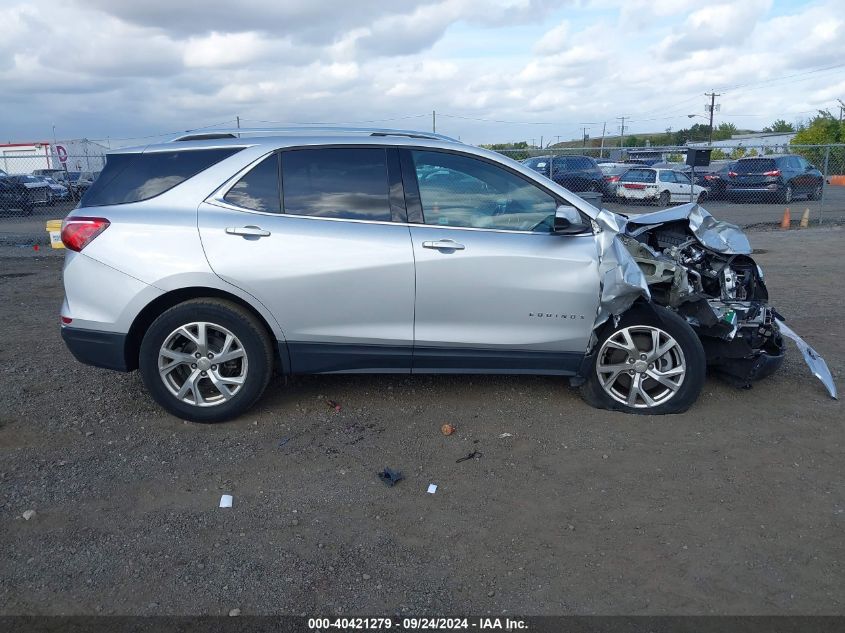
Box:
[169,126,459,143]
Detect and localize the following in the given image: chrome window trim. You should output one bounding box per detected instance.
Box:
[205,145,595,237]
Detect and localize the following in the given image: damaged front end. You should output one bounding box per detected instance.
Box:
[593,202,836,398]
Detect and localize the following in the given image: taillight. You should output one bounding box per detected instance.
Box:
[605,175,620,182]
[704,174,718,181]
[61,217,110,252]
[728,171,737,178]
[763,169,781,177]
[61,316,72,325]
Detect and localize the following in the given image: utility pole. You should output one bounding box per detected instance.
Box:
[432,110,436,133]
[236,115,240,138]
[837,99,845,124]
[540,135,544,149]
[705,92,721,144]
[616,116,627,148]
[599,122,606,158]
[582,127,589,146]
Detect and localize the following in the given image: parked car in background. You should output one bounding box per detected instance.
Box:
[598,162,630,200]
[616,167,707,206]
[726,155,823,203]
[3,175,50,207]
[32,175,71,202]
[0,176,34,215]
[523,155,607,199]
[695,160,735,200]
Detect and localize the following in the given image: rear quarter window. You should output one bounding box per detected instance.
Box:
[80,147,242,207]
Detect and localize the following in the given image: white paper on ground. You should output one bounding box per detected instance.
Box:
[427,484,437,494]
[219,494,233,508]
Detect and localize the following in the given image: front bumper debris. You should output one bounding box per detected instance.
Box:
[775,319,837,399]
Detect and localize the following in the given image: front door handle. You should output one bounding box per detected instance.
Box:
[225,226,271,237]
[422,239,465,250]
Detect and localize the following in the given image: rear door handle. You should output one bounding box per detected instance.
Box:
[225,226,271,237]
[422,239,465,250]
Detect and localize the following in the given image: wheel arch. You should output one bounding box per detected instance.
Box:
[124,287,285,372]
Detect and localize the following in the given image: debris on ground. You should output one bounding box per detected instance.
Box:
[228,608,241,617]
[427,483,438,494]
[278,437,291,447]
[377,467,403,487]
[326,399,342,413]
[219,494,233,508]
[498,433,513,438]
[22,510,36,521]
[441,423,456,436]
[456,450,483,463]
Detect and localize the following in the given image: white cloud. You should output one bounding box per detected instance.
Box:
[0,0,842,145]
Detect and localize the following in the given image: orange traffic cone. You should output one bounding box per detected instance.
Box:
[800,208,810,228]
[780,207,791,229]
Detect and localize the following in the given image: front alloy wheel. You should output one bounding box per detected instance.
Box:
[580,305,706,414]
[596,325,685,408]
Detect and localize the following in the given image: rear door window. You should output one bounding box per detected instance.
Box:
[81,148,242,207]
[281,148,391,221]
[224,153,281,213]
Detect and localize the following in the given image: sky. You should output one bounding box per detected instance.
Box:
[1,0,843,147]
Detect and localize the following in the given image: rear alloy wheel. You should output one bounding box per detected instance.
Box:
[580,305,706,414]
[658,191,671,207]
[139,299,273,423]
[781,184,793,204]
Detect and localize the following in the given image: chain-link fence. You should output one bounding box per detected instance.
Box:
[2,144,845,230]
[494,144,845,227]
[1,153,106,219]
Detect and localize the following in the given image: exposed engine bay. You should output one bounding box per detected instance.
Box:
[621,224,785,386]
[592,203,836,398]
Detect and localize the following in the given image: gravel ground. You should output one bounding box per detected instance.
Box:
[0,227,843,616]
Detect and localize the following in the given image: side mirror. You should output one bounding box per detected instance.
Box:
[553,205,590,234]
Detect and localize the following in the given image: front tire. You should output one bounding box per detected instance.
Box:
[139,299,274,423]
[808,183,822,201]
[580,305,706,415]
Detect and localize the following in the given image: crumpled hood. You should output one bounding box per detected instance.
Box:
[624,203,752,255]
[589,203,753,330]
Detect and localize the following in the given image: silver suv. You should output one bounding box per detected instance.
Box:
[59,128,836,422]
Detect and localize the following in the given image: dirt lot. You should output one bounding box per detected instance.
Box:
[0,227,843,616]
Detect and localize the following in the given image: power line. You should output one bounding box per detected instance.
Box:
[438,112,553,125]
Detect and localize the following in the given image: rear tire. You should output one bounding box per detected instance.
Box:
[697,191,707,203]
[658,191,671,207]
[580,305,706,415]
[139,299,274,423]
[780,184,793,204]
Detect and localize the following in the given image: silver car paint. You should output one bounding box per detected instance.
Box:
[59,134,646,360]
[409,226,600,351]
[198,202,416,347]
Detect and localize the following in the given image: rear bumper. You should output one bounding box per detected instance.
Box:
[61,326,130,372]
